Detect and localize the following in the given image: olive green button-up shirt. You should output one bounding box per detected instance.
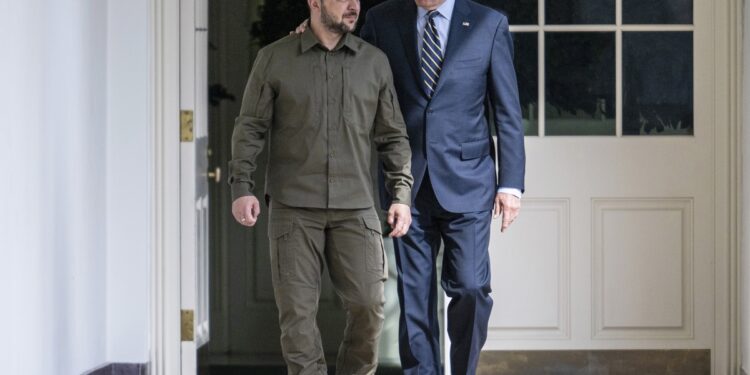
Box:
[228,28,413,209]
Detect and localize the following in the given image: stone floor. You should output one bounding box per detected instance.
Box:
[478,350,710,375]
[200,350,710,374]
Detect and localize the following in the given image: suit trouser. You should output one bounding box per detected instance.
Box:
[268,200,387,375]
[393,176,493,375]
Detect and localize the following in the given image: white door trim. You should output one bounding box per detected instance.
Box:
[150,0,182,374]
[714,0,743,373]
[146,0,744,373]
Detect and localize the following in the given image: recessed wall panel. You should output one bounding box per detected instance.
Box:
[488,199,570,339]
[592,198,693,339]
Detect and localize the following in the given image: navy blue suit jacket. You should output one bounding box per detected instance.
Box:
[361,0,525,213]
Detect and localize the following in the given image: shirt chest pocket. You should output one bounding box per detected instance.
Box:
[342,66,379,133]
[274,65,323,131]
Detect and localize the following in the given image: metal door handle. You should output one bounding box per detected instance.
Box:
[208,167,221,183]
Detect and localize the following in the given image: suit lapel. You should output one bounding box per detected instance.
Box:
[432,0,472,97]
[395,0,425,98]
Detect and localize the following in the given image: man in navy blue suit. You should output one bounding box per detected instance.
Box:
[359,0,525,373]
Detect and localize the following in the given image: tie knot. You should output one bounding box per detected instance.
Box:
[427,10,440,20]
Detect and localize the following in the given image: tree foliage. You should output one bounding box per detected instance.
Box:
[251,0,383,47]
[251,1,310,47]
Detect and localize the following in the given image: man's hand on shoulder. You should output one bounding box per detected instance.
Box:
[494,192,521,233]
[387,203,411,238]
[232,195,261,227]
[290,19,309,35]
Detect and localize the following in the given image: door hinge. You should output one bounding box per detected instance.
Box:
[181,309,194,341]
[180,110,194,142]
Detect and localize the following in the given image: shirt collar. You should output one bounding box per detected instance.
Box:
[300,26,359,54]
[417,0,456,22]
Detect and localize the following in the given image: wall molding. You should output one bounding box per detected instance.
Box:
[149,0,182,374]
[715,0,743,373]
[487,198,571,341]
[591,198,694,340]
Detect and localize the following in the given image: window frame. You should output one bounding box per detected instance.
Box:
[507,0,695,137]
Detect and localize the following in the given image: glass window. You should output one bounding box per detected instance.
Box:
[623,32,693,135]
[475,0,537,25]
[359,0,694,137]
[546,0,615,25]
[513,32,539,135]
[623,0,693,24]
[546,33,616,136]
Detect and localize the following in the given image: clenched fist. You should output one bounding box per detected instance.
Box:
[232,195,261,227]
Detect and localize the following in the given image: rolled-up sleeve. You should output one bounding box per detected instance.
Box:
[373,58,413,206]
[228,48,275,201]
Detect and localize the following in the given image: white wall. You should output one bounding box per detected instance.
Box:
[0,0,152,373]
[105,0,151,363]
[744,29,750,375]
[0,0,109,373]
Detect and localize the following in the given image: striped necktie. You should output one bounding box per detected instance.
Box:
[420,10,443,98]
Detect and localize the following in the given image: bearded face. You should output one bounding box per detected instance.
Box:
[320,0,360,34]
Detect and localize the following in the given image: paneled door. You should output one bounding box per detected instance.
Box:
[180,0,210,372]
[448,0,724,372]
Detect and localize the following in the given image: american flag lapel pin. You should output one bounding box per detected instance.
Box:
[462,21,470,27]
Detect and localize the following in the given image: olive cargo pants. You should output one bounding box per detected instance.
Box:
[268,200,387,375]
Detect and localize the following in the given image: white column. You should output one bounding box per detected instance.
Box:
[741,1,750,372]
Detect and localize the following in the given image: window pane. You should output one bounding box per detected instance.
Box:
[623,0,693,24]
[513,32,539,135]
[546,33,615,136]
[546,0,615,24]
[474,0,537,25]
[623,32,693,135]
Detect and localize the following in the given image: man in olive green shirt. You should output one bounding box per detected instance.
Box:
[228,0,413,373]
